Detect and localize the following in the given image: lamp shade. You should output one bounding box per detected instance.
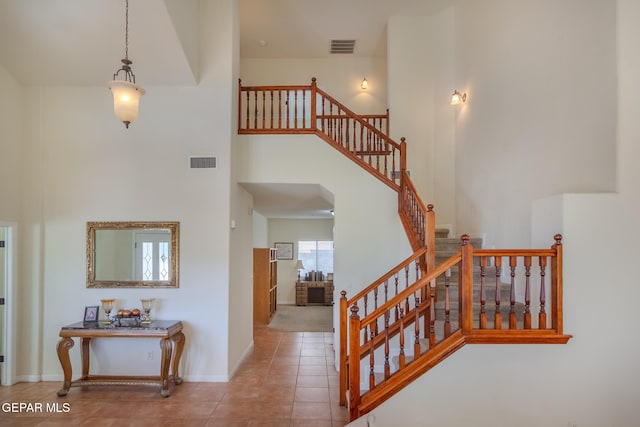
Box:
[294,260,305,270]
[451,90,466,105]
[108,80,145,127]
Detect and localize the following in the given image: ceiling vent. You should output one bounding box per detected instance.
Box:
[330,39,356,54]
[190,157,217,169]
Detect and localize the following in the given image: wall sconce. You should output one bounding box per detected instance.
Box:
[294,260,305,280]
[361,77,368,90]
[451,90,466,105]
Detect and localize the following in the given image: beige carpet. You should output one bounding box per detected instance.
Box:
[268,304,333,332]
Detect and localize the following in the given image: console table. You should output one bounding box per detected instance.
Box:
[56,320,185,397]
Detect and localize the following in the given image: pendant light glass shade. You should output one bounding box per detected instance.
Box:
[108,0,144,128]
[108,80,145,128]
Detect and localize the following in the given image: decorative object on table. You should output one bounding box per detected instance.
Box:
[115,307,143,326]
[141,298,155,324]
[274,242,293,260]
[294,259,305,280]
[100,299,115,324]
[83,306,99,324]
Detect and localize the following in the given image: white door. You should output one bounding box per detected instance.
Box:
[133,231,171,281]
[0,223,16,385]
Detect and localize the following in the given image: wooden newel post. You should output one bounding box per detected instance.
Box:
[339,290,348,407]
[460,234,474,335]
[551,234,563,334]
[348,305,361,420]
[310,77,317,130]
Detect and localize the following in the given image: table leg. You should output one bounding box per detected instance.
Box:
[159,337,173,397]
[170,332,185,385]
[56,337,75,396]
[81,337,91,379]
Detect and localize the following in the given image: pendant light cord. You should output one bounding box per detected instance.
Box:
[124,0,129,61]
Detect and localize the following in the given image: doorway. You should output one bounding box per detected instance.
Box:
[0,223,16,385]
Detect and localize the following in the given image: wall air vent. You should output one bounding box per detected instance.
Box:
[190,157,217,169]
[330,39,356,54]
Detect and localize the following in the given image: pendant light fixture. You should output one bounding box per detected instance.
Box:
[107,0,145,128]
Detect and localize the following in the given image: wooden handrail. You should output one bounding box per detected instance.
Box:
[346,235,570,421]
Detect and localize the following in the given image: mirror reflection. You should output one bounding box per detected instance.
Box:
[87,221,179,288]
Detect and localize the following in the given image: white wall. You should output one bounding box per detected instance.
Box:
[348,1,638,426]
[240,57,388,116]
[238,133,413,364]
[388,9,456,227]
[267,218,334,304]
[0,64,22,222]
[9,0,242,382]
[453,0,617,248]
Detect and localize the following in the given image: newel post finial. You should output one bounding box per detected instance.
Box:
[554,234,563,245]
[461,234,470,245]
[350,305,360,318]
[340,290,347,299]
[311,77,317,84]
[427,204,434,212]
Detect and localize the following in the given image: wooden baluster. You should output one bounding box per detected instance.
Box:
[428,281,436,347]
[494,256,502,330]
[404,265,410,315]
[414,298,421,358]
[373,288,379,335]
[394,273,400,321]
[509,256,517,329]
[539,256,547,329]
[351,119,356,152]
[253,91,258,129]
[339,291,348,407]
[294,90,299,128]
[524,256,532,329]
[399,307,406,369]
[384,280,389,304]
[302,89,306,128]
[320,96,325,133]
[363,295,368,343]
[348,305,361,421]
[286,91,290,129]
[277,90,282,129]
[384,310,390,379]
[244,90,250,129]
[444,268,451,338]
[479,256,487,329]
[261,90,266,129]
[369,327,375,391]
[268,90,274,128]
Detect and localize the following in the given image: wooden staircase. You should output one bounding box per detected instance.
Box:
[237,78,571,422]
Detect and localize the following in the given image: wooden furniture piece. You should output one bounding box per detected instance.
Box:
[56,320,185,397]
[253,248,278,324]
[296,280,334,306]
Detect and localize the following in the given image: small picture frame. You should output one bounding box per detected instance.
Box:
[84,305,99,323]
[274,242,294,260]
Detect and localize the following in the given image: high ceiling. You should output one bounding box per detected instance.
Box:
[0,0,453,218]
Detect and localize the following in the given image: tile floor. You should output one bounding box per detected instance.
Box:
[0,326,350,426]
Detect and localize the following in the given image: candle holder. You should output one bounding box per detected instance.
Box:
[141,298,155,324]
[100,299,115,324]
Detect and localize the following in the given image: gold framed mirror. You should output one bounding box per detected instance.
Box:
[87,221,179,288]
